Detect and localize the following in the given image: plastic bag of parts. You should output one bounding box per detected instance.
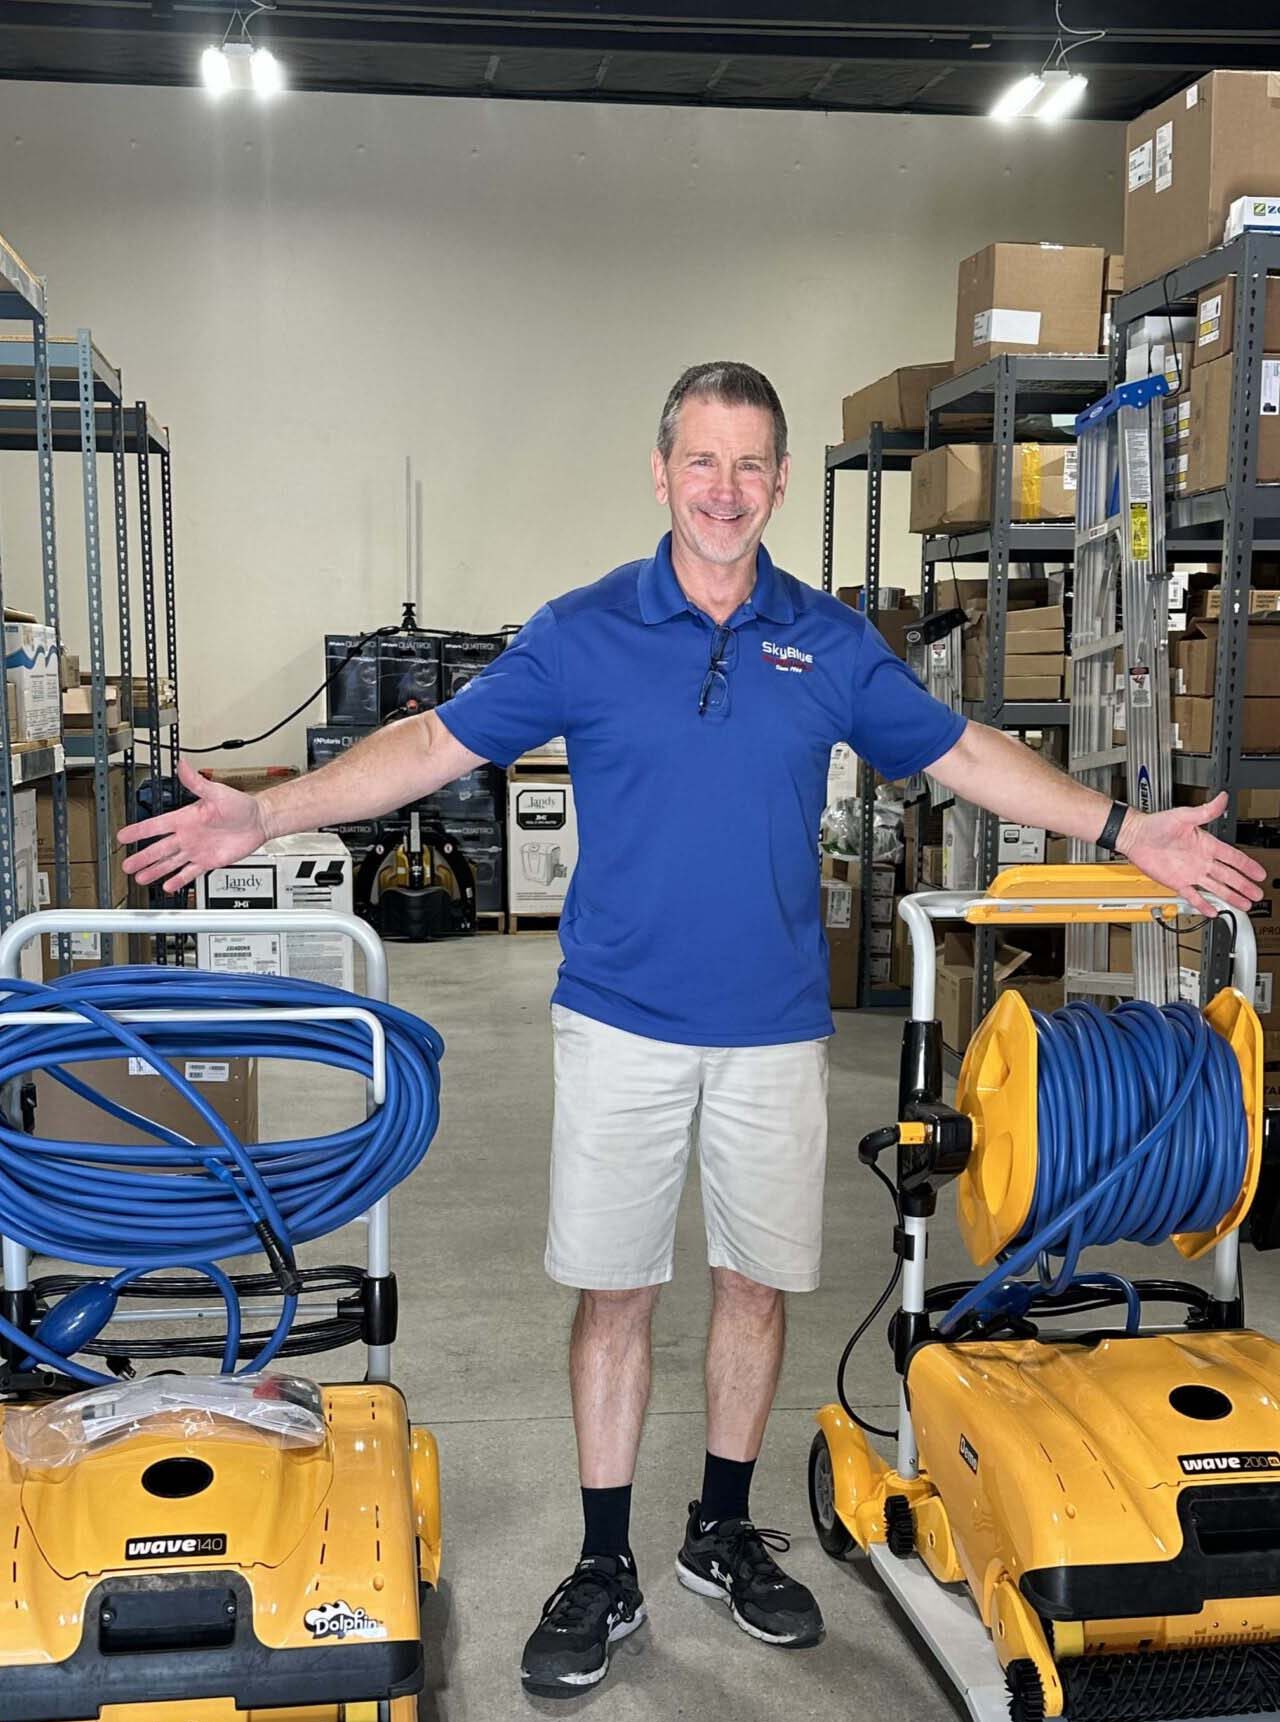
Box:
[3,1372,328,1470]
[873,793,905,865]
[820,798,859,858]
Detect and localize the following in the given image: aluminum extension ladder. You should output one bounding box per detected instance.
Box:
[1066,374,1177,1003]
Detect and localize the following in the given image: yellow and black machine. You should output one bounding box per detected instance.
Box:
[810,866,1280,1722]
[0,908,443,1722]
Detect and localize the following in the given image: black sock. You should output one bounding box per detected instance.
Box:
[581,1484,633,1561]
[699,1451,756,1528]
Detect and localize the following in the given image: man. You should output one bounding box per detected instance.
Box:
[121,361,1264,1700]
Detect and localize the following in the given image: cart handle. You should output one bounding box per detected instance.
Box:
[0,909,388,1003]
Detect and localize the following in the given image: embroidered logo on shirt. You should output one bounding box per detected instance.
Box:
[761,641,814,673]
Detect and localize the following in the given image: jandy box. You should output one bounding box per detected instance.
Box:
[1124,72,1280,289]
[440,633,506,702]
[840,363,951,445]
[1187,354,1280,493]
[508,776,577,915]
[909,443,1078,534]
[1195,277,1280,367]
[954,243,1105,371]
[196,833,355,990]
[379,634,440,719]
[324,634,380,727]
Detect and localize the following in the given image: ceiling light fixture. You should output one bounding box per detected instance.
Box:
[201,3,284,99]
[989,1,1102,123]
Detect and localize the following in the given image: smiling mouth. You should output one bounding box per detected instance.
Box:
[699,509,746,523]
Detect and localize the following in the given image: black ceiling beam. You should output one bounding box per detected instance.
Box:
[3,6,1278,70]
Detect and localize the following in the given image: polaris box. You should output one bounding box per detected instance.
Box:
[508,775,577,915]
[196,832,355,990]
[379,635,440,718]
[446,818,505,914]
[307,724,373,771]
[440,633,506,701]
[325,634,380,726]
[415,764,503,823]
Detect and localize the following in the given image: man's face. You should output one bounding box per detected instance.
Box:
[651,397,789,570]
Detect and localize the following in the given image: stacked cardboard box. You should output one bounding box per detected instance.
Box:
[36,766,129,967]
[840,363,951,445]
[822,853,896,991]
[1170,617,1280,754]
[1124,71,1280,289]
[953,243,1105,372]
[961,602,1066,701]
[1187,353,1280,494]
[5,619,60,742]
[835,588,919,661]
[1100,253,1124,350]
[822,874,859,1008]
[909,443,1077,534]
[934,929,1031,1055]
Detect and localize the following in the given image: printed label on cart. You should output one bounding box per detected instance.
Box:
[126,1532,227,1560]
[184,1062,230,1083]
[1178,1450,1280,1475]
[303,1599,387,1641]
[1128,139,1153,190]
[205,932,283,977]
[1155,121,1174,193]
[959,1434,979,1474]
[1062,447,1078,491]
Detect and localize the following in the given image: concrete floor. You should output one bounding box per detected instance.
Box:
[249,932,1280,1720]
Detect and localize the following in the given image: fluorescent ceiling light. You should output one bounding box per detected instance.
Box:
[990,74,1044,121]
[1036,69,1088,122]
[201,44,233,96]
[251,47,284,97]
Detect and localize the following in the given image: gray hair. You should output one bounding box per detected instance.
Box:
[656,362,788,468]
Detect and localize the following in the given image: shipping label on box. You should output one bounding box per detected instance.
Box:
[824,882,853,930]
[868,924,893,956]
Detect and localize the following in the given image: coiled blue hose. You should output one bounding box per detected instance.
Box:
[0,965,444,1386]
[940,998,1248,1335]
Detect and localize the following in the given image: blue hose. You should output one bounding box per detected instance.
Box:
[940,998,1247,1336]
[0,965,444,1385]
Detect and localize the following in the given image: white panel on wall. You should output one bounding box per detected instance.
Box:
[0,85,1121,765]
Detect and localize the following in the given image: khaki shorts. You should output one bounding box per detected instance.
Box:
[545,1005,829,1294]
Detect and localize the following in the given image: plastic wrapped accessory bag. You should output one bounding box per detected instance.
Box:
[3,1372,327,1470]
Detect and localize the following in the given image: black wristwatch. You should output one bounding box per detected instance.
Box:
[1096,800,1128,853]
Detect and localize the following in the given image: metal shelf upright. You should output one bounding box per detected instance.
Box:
[822,425,922,1009]
[920,354,1109,1030]
[1113,228,1280,996]
[0,233,70,942]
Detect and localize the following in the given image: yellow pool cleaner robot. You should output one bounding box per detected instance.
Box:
[810,867,1280,1722]
[0,908,443,1722]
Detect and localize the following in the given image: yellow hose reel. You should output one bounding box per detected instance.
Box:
[950,865,1265,1267]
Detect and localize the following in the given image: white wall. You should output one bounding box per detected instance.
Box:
[0,82,1122,766]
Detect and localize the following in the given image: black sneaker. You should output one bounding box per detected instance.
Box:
[675,1500,824,1647]
[520,1554,646,1698]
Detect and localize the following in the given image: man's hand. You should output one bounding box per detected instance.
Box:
[119,759,269,894]
[1119,792,1267,916]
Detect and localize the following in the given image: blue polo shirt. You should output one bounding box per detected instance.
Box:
[437,534,965,1046]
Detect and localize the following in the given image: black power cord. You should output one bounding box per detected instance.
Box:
[835,1158,905,1441]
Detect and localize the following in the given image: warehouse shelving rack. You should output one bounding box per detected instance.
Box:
[920,354,1109,1031]
[1111,227,1280,998]
[822,424,922,1008]
[0,235,70,944]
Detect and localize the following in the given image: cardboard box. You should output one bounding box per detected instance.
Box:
[891,904,912,988]
[1124,72,1280,288]
[1188,354,1280,493]
[1103,254,1125,295]
[37,854,127,912]
[823,876,861,1008]
[962,671,1063,702]
[1195,276,1280,367]
[37,765,126,863]
[921,844,945,887]
[200,766,300,800]
[996,823,1047,866]
[62,685,120,725]
[508,775,577,915]
[440,633,507,702]
[324,634,380,727]
[33,1056,258,1149]
[307,724,373,771]
[379,634,440,718]
[909,444,1077,534]
[954,243,1105,371]
[1171,622,1280,697]
[58,651,80,692]
[840,363,952,445]
[196,833,356,989]
[42,923,131,971]
[5,620,60,742]
[821,853,895,902]
[1001,972,1065,1014]
[935,930,1030,1053]
[1172,694,1280,753]
[872,605,921,663]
